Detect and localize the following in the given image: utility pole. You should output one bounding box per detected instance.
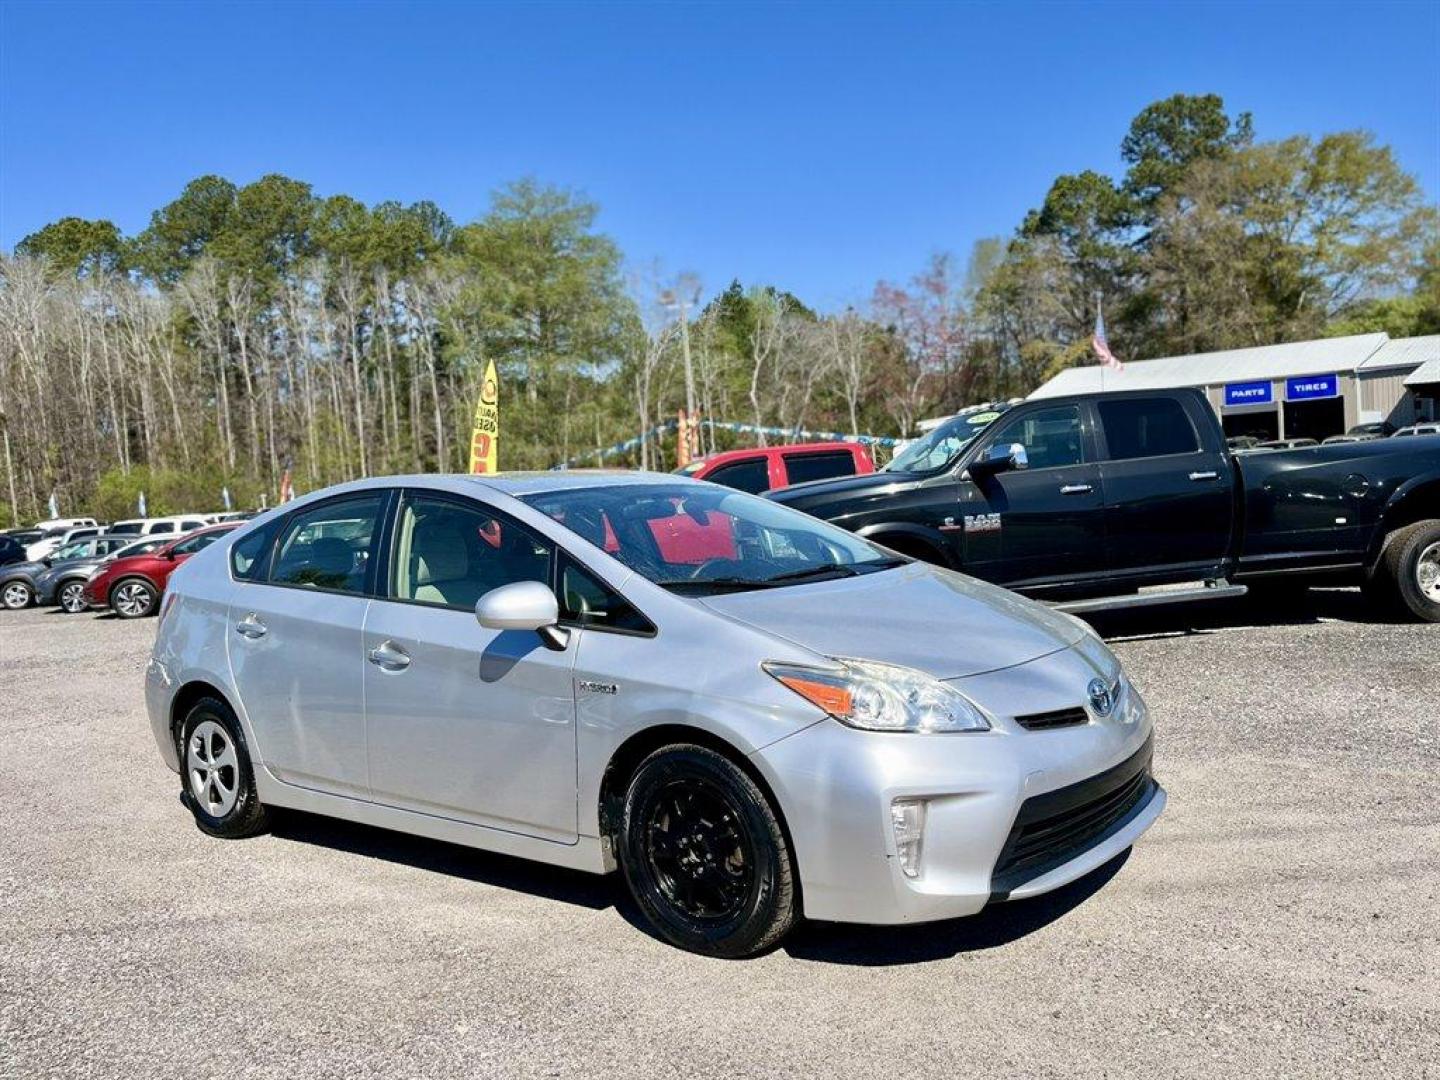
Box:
[660,274,702,460]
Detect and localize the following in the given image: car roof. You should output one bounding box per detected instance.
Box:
[464,470,705,497]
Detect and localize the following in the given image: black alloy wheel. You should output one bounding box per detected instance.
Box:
[619,744,796,958]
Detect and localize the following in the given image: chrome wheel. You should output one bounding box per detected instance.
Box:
[187,720,239,818]
[2,581,31,609]
[59,581,87,613]
[113,580,153,617]
[1417,541,1440,604]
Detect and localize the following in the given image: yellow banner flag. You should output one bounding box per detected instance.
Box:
[468,359,499,474]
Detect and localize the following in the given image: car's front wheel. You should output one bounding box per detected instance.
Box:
[57,580,88,613]
[618,744,797,958]
[179,697,271,839]
[1,580,33,610]
[110,577,157,618]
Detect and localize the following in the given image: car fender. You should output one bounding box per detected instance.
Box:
[1368,470,1440,565]
[854,522,955,567]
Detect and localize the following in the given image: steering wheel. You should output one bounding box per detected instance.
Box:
[687,556,788,581]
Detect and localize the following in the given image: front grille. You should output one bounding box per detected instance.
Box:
[990,735,1155,899]
[1015,706,1089,731]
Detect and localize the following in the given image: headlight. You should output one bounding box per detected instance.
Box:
[764,658,991,733]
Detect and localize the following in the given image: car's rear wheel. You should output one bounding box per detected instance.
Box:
[180,696,271,839]
[2,580,34,609]
[57,580,88,613]
[1366,520,1440,623]
[618,744,797,958]
[110,577,157,618]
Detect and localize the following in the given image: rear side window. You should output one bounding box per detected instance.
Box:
[1099,398,1200,460]
[270,495,386,595]
[705,458,770,494]
[558,554,654,634]
[150,522,175,534]
[110,522,141,535]
[231,521,279,581]
[783,450,857,485]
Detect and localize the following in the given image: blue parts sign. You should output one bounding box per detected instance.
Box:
[1224,381,1273,407]
[1286,374,1339,401]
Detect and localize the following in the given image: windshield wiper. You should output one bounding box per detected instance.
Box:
[761,564,862,585]
[653,577,768,594]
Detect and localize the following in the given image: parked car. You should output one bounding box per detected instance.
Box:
[1393,422,1440,438]
[1322,433,1380,445]
[25,523,110,563]
[768,387,1440,622]
[35,535,169,613]
[1347,421,1397,438]
[147,474,1163,957]
[83,523,239,618]
[1225,435,1261,451]
[106,514,211,539]
[33,517,99,532]
[1254,437,1319,451]
[676,442,874,494]
[0,534,136,610]
[0,534,27,573]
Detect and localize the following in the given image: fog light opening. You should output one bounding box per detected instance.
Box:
[891,798,927,879]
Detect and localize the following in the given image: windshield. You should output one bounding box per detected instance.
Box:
[885,407,1009,473]
[521,483,904,594]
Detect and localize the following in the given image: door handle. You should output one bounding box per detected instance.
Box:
[1189,470,1220,481]
[1060,484,1094,495]
[367,640,411,671]
[234,614,267,639]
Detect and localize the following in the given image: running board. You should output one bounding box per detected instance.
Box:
[1051,582,1248,615]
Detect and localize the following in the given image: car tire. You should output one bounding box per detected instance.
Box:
[110,577,157,619]
[179,696,271,839]
[618,744,797,958]
[1369,519,1440,623]
[57,580,89,613]
[1,580,34,609]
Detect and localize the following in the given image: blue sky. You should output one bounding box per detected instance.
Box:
[2,0,1437,309]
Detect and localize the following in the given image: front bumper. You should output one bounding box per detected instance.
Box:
[749,648,1163,925]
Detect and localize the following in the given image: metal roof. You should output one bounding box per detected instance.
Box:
[1404,356,1440,387]
[1029,333,1393,398]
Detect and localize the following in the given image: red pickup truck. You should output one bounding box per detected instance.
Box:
[675,441,874,494]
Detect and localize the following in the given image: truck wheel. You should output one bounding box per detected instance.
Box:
[1368,520,1440,623]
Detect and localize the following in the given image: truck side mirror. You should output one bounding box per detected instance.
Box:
[970,443,1029,478]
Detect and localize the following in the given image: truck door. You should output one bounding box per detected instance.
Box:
[957,402,1107,587]
[1094,394,1233,578]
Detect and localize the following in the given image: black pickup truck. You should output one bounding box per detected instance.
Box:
[767,388,1440,621]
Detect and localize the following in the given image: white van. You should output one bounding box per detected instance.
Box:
[26,523,109,562]
[106,515,210,539]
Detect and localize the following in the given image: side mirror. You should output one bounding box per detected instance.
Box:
[476,580,569,651]
[970,442,1029,477]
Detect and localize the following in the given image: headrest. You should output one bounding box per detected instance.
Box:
[413,519,468,585]
[309,538,354,578]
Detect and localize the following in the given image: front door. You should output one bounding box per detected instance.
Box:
[227,491,390,798]
[362,490,579,843]
[957,403,1106,587]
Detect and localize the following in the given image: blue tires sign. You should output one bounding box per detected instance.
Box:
[1286,374,1339,401]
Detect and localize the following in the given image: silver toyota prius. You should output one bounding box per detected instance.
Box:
[146,471,1164,957]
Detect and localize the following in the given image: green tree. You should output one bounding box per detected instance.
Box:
[15,217,127,276]
[133,175,238,282]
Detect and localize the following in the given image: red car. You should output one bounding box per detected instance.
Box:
[676,441,874,494]
[83,523,239,619]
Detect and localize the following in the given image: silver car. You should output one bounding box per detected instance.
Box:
[146,472,1164,957]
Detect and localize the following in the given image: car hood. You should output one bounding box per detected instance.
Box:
[767,470,917,507]
[698,562,1086,679]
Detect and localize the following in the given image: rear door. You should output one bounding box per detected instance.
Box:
[227,491,390,798]
[957,402,1107,586]
[1094,394,1233,578]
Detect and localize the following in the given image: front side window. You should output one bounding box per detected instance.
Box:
[986,405,1085,470]
[558,554,653,634]
[54,541,92,560]
[270,494,385,595]
[522,483,903,595]
[391,494,550,610]
[109,522,142,536]
[149,522,174,535]
[704,458,771,494]
[1098,397,1200,460]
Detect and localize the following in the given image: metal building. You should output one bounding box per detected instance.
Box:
[1029,333,1440,440]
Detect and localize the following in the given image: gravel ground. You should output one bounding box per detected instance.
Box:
[2,592,1437,1080]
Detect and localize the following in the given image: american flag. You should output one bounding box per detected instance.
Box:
[1093,307,1123,371]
